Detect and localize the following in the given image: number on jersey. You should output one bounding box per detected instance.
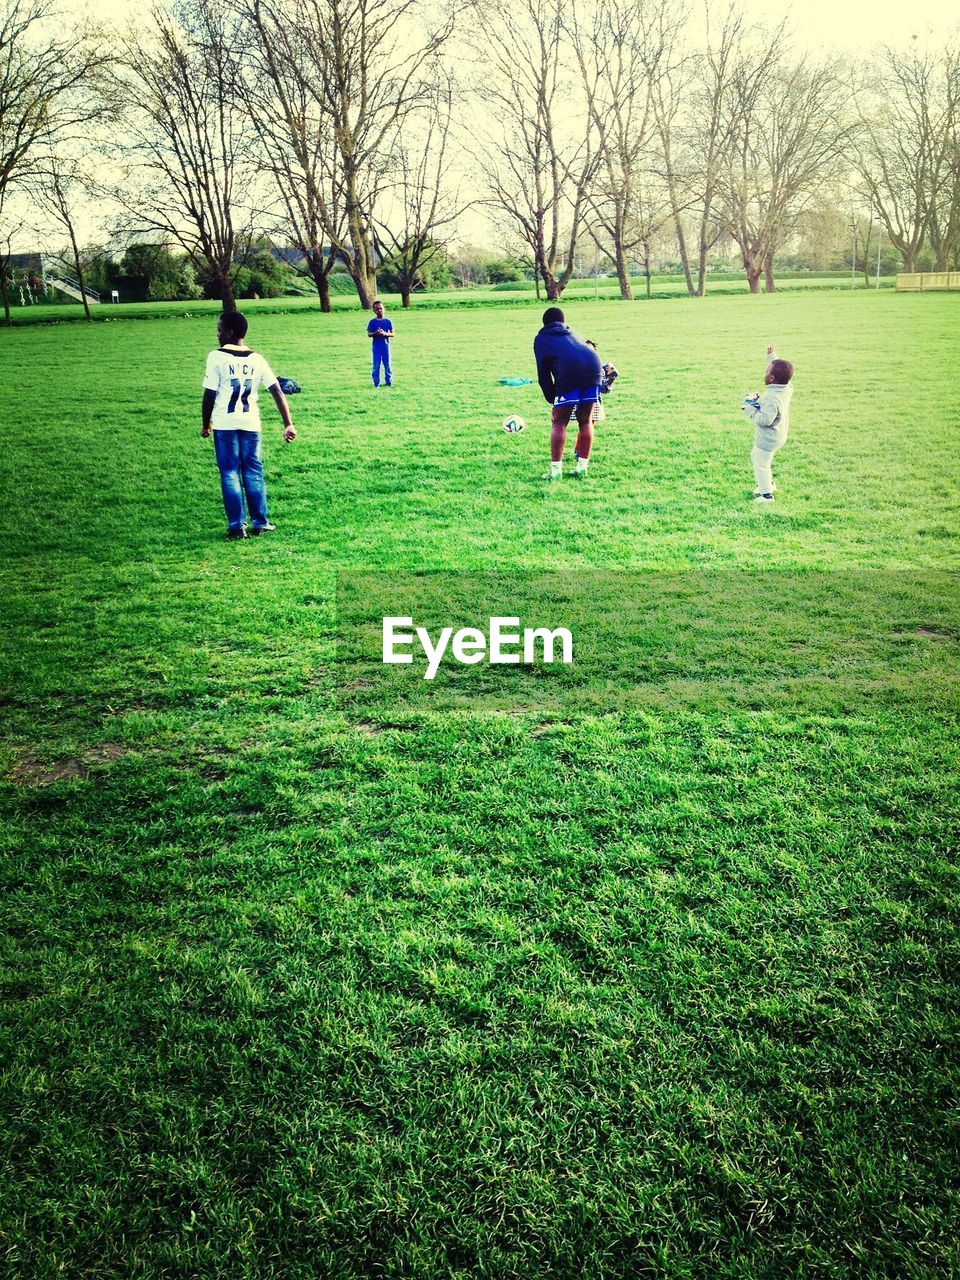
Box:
[227,378,253,413]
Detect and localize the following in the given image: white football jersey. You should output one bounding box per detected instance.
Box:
[203,346,278,431]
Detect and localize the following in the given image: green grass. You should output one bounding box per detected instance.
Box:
[1,290,958,1278]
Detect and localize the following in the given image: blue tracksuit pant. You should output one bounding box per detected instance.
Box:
[372,338,392,386]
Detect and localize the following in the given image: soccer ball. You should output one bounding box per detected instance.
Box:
[503,415,526,434]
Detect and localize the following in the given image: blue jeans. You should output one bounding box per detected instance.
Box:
[372,339,392,386]
[213,429,269,529]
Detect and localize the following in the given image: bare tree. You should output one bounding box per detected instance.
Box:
[469,0,600,301]
[238,0,345,311]
[629,183,671,298]
[720,49,852,292]
[0,218,23,323]
[849,208,878,287]
[571,0,681,300]
[854,41,944,274]
[0,0,109,323]
[684,5,768,294]
[649,2,749,296]
[250,0,452,309]
[926,38,960,271]
[114,0,258,310]
[32,160,98,318]
[372,72,469,307]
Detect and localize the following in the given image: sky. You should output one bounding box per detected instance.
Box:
[739,0,955,50]
[17,0,955,256]
[68,0,958,52]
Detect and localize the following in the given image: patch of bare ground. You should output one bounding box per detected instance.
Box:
[8,743,127,787]
[355,721,417,737]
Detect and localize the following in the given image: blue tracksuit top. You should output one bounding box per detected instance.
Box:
[534,321,603,403]
[368,317,393,344]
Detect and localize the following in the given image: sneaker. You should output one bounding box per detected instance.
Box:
[571,468,588,480]
[226,525,248,539]
[250,523,277,535]
[753,493,774,504]
[753,482,778,495]
[541,469,562,482]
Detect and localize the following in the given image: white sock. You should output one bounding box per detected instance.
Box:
[551,461,562,478]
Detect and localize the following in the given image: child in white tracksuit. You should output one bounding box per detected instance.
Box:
[742,346,794,502]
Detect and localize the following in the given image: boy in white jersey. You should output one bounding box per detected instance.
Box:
[201,310,296,538]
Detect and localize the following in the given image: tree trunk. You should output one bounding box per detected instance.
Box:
[744,254,761,293]
[75,257,92,320]
[66,218,92,321]
[661,150,696,296]
[342,256,376,307]
[861,226,874,284]
[696,236,709,297]
[612,232,633,300]
[343,166,377,309]
[763,256,775,293]
[401,286,411,308]
[216,271,237,310]
[538,249,562,300]
[307,254,332,313]
[674,219,696,296]
[0,270,11,327]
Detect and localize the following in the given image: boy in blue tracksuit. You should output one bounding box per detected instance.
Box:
[367,298,394,387]
[533,307,603,480]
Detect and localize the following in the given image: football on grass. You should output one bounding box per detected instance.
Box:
[503,415,526,434]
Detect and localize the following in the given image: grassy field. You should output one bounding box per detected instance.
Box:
[1,290,958,1278]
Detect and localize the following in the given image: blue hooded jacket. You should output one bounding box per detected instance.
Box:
[534,321,603,403]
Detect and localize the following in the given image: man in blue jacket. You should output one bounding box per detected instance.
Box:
[534,306,603,480]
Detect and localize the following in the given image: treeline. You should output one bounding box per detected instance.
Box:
[1,0,958,323]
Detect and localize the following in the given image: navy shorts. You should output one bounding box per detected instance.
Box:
[554,385,601,407]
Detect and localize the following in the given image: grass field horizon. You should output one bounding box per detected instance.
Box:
[3,267,896,326]
[2,288,958,1277]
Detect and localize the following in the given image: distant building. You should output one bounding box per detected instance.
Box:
[6,252,43,274]
[269,245,310,269]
